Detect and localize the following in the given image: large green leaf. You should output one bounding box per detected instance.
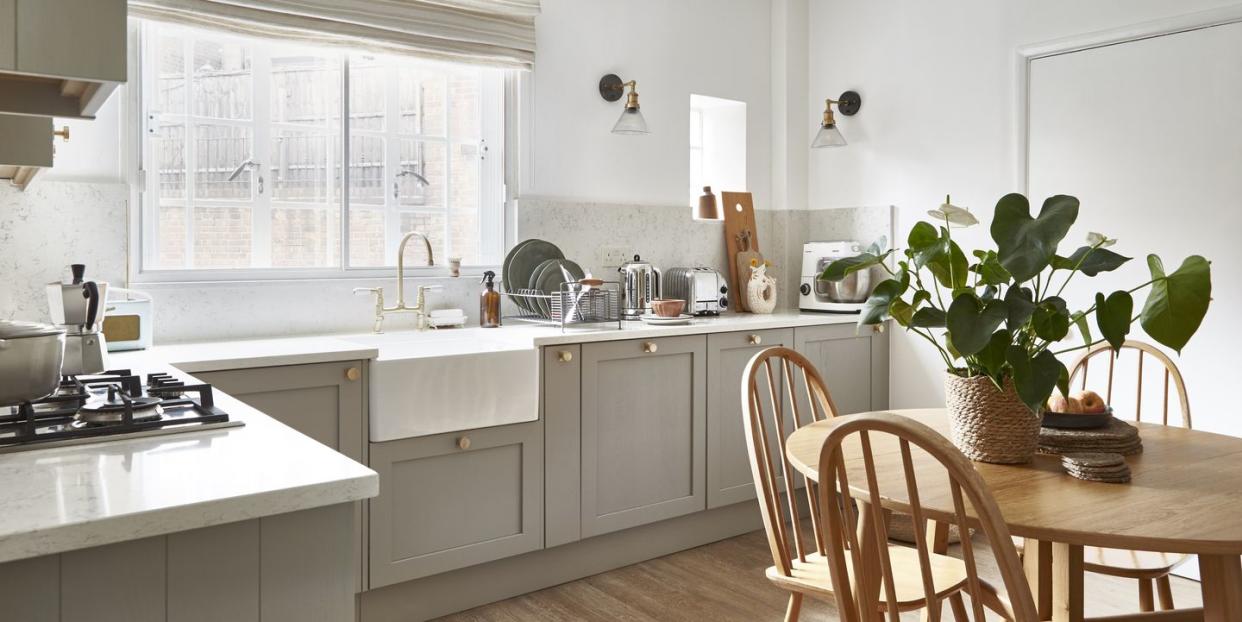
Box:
[928,235,969,289]
[1006,346,1062,412]
[975,329,1012,383]
[911,307,947,328]
[1004,286,1036,329]
[990,194,1080,282]
[946,294,1009,356]
[1140,255,1212,354]
[972,250,1013,286]
[1051,246,1131,276]
[890,298,915,328]
[1095,290,1133,353]
[858,273,910,326]
[820,250,894,282]
[908,221,942,268]
[1031,296,1070,342]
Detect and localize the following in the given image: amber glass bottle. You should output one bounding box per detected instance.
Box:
[480,270,501,328]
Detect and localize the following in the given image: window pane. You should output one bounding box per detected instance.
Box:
[195,125,252,200]
[449,71,481,139]
[155,34,186,114]
[398,139,445,208]
[348,208,386,267]
[399,68,446,136]
[270,130,331,203]
[193,39,251,119]
[450,143,481,263]
[348,135,385,206]
[349,59,386,131]
[193,206,252,268]
[272,207,339,268]
[399,212,444,266]
[271,52,340,125]
[155,124,186,199]
[156,205,186,269]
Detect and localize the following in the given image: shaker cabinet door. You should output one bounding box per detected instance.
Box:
[579,335,706,537]
[706,328,794,508]
[794,324,879,416]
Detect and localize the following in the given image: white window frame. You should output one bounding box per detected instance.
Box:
[127,20,514,284]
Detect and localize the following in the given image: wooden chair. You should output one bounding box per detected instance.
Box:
[1068,340,1193,613]
[815,412,1039,622]
[742,347,994,621]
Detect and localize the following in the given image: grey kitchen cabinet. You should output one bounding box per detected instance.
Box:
[580,335,707,537]
[794,323,889,415]
[0,504,355,622]
[0,114,54,190]
[706,328,795,508]
[544,344,582,547]
[194,361,365,461]
[0,0,125,119]
[193,360,366,592]
[368,421,544,588]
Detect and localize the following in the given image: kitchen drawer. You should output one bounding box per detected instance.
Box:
[368,421,544,588]
[706,328,795,508]
[579,335,706,537]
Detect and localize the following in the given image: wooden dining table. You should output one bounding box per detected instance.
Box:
[784,408,1242,622]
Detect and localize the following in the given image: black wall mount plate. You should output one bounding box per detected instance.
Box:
[599,74,624,102]
[837,90,862,116]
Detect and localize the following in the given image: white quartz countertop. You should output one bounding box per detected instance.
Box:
[145,312,864,370]
[0,359,378,564]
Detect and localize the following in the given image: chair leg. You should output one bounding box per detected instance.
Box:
[1138,577,1154,612]
[947,593,969,621]
[785,592,803,622]
[1156,575,1175,610]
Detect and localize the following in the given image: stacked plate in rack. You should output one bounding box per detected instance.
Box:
[501,239,585,319]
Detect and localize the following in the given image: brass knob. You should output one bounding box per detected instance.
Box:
[642,342,658,353]
[345,367,361,381]
[873,323,886,334]
[748,334,762,345]
[457,436,471,450]
[53,126,70,142]
[558,350,573,363]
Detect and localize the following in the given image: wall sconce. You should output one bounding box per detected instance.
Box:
[811,90,861,148]
[599,73,650,135]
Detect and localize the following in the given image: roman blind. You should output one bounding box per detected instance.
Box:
[128,0,540,69]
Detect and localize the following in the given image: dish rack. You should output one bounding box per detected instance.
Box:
[503,281,623,331]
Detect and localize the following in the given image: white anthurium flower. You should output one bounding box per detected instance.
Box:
[927,195,979,227]
[1087,232,1116,248]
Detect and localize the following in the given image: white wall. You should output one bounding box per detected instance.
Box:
[808,0,1242,408]
[529,0,772,208]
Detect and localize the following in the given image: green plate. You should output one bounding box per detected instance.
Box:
[501,239,535,306]
[505,239,563,313]
[535,259,585,318]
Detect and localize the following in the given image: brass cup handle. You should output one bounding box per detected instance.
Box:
[557,350,574,363]
[748,334,762,345]
[457,436,471,450]
[642,342,658,353]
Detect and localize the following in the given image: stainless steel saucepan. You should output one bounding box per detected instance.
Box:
[0,320,66,406]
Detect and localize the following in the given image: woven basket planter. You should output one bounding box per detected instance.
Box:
[944,373,1042,464]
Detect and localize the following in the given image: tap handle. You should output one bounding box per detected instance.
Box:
[353,287,381,296]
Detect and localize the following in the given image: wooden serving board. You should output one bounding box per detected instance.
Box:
[721,191,758,313]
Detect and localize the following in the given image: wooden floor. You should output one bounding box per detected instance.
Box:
[436,528,1202,621]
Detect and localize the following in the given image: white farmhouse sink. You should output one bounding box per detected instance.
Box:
[341,330,539,442]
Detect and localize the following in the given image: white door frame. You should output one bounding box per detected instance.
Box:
[1013,3,1242,193]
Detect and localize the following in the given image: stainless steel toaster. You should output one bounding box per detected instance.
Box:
[663,267,728,316]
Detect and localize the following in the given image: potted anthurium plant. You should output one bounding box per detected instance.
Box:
[821,194,1212,463]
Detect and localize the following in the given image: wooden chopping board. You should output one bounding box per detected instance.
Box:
[722,191,759,312]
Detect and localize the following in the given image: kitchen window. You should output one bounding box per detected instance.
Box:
[135,21,509,279]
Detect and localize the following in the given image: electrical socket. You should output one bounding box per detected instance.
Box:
[597,245,632,267]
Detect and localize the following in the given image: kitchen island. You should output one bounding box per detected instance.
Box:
[0,357,378,622]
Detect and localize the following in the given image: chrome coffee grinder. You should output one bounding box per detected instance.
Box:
[46,264,109,375]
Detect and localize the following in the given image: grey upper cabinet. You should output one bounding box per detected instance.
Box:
[706,328,794,509]
[794,323,888,415]
[0,114,53,190]
[544,344,582,548]
[368,421,543,588]
[0,0,126,119]
[580,335,707,537]
[194,361,365,461]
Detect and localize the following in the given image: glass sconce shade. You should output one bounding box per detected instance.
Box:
[811,123,847,148]
[612,106,650,135]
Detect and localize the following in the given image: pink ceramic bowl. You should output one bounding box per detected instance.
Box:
[650,299,686,318]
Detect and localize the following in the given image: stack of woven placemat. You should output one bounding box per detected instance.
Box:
[1060,452,1131,483]
[1038,417,1143,456]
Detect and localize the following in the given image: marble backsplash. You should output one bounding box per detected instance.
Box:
[0,182,890,343]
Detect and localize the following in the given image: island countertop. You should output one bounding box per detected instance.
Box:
[0,359,378,564]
